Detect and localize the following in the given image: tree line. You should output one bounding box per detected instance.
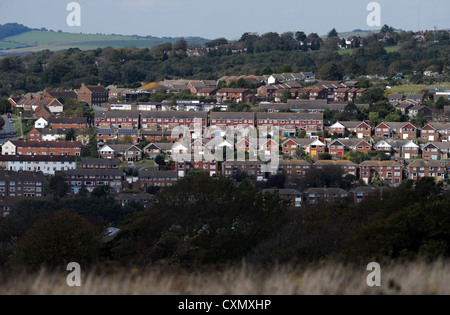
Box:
[1,173,450,271]
[0,26,448,97]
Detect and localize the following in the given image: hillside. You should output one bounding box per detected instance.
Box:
[0,27,209,55]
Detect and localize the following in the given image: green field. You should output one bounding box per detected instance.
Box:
[388,83,450,94]
[338,45,399,56]
[0,30,208,54]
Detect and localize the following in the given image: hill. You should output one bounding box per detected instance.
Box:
[0,26,209,56]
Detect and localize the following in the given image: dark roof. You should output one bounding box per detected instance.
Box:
[257,112,323,120]
[0,155,77,162]
[0,170,45,181]
[141,111,208,119]
[57,169,125,176]
[138,170,178,178]
[11,140,82,148]
[48,117,87,124]
[95,111,140,119]
[82,85,108,93]
[118,129,138,134]
[81,158,121,165]
[210,112,255,120]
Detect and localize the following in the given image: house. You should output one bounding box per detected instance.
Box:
[0,170,45,198]
[108,144,142,163]
[408,105,433,120]
[48,117,88,129]
[141,130,180,143]
[396,102,415,115]
[402,141,420,159]
[328,121,370,138]
[420,122,450,141]
[281,138,317,156]
[257,85,278,98]
[328,139,372,157]
[98,145,115,159]
[422,142,450,160]
[405,93,423,103]
[309,88,327,100]
[272,159,311,178]
[114,193,154,208]
[2,140,81,156]
[96,129,116,143]
[77,84,109,108]
[374,122,418,139]
[143,143,174,159]
[81,158,120,170]
[94,111,140,129]
[209,112,255,130]
[28,128,42,141]
[407,159,445,181]
[389,93,403,105]
[117,129,139,144]
[303,188,349,204]
[374,139,410,158]
[141,111,208,130]
[34,105,52,120]
[359,160,403,185]
[314,160,358,177]
[174,154,219,177]
[334,88,350,102]
[40,128,67,141]
[256,113,323,136]
[57,169,125,194]
[137,170,178,190]
[12,96,63,113]
[350,186,377,203]
[34,117,49,129]
[215,88,254,103]
[197,88,217,97]
[262,188,302,207]
[221,160,266,181]
[0,155,77,175]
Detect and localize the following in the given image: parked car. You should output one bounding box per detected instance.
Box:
[7,113,11,118]
[9,119,14,123]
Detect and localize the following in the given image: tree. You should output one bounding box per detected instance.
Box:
[110,174,288,265]
[49,174,69,198]
[327,28,338,38]
[318,62,344,81]
[435,96,448,110]
[155,154,166,167]
[13,211,100,271]
[65,128,76,141]
[173,38,188,52]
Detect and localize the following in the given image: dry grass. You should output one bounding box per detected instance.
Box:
[1,260,449,295]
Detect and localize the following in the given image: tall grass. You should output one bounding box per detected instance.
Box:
[1,259,449,295]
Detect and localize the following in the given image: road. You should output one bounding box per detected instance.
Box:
[0,115,18,144]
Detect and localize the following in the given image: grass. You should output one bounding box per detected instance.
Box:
[388,83,450,94]
[1,259,449,294]
[0,30,208,54]
[338,45,399,56]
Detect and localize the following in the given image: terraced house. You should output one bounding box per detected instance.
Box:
[407,159,445,181]
[359,160,403,185]
[1,140,81,156]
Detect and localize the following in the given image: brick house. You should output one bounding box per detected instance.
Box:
[314,160,357,177]
[143,143,174,159]
[48,117,88,130]
[0,170,45,198]
[256,113,323,136]
[108,144,142,162]
[2,140,81,156]
[137,170,178,189]
[374,122,418,139]
[359,160,403,185]
[80,158,121,170]
[309,88,327,100]
[57,169,125,194]
[94,111,140,129]
[117,129,139,144]
[174,154,219,177]
[303,188,349,204]
[407,159,445,181]
[77,84,109,108]
[401,140,420,159]
[274,159,311,178]
[28,128,43,141]
[420,123,450,141]
[334,88,350,102]
[374,139,409,158]
[262,188,302,207]
[141,111,208,130]
[141,130,180,143]
[221,160,266,181]
[96,129,116,143]
[209,112,255,129]
[281,138,317,156]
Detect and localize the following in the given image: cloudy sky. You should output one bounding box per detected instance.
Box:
[0,0,448,40]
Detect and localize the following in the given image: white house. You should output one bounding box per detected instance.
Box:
[1,140,16,155]
[34,118,48,129]
[0,155,77,175]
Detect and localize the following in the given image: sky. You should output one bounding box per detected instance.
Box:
[0,0,449,40]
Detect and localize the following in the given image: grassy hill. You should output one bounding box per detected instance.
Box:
[0,29,209,55]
